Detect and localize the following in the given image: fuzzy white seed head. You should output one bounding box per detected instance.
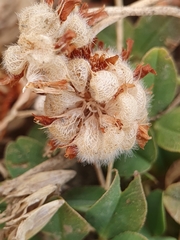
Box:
[129,82,149,118]
[74,115,102,164]
[18,3,60,37]
[114,59,134,84]
[48,110,82,146]
[68,58,91,92]
[3,0,152,165]
[3,45,26,75]
[25,63,46,84]
[99,127,125,163]
[44,91,83,117]
[121,123,138,151]
[60,13,92,48]
[18,32,54,52]
[25,56,69,85]
[110,92,138,126]
[90,70,119,103]
[40,55,69,81]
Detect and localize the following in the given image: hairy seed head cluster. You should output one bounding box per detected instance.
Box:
[3,0,155,165]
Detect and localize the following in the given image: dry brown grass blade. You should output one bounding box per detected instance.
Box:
[5,170,76,199]
[0,154,76,239]
[0,155,76,196]
[0,89,32,135]
[7,199,64,240]
[0,185,58,224]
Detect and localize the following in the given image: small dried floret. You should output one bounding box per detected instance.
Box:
[44,91,83,116]
[90,70,119,103]
[113,59,134,84]
[108,92,138,126]
[3,45,26,75]
[59,13,93,48]
[47,108,82,146]
[18,3,60,37]
[121,123,139,150]
[74,115,102,163]
[100,126,125,162]
[68,58,91,92]
[129,82,149,119]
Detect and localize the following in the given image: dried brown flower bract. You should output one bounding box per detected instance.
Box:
[89,54,119,72]
[26,80,68,94]
[113,83,135,99]
[0,83,21,121]
[54,29,77,54]
[136,124,152,149]
[121,38,134,60]
[70,39,104,59]
[57,0,82,21]
[45,0,54,7]
[65,145,78,159]
[79,4,108,26]
[0,72,24,86]
[33,114,58,126]
[48,139,60,150]
[134,63,157,80]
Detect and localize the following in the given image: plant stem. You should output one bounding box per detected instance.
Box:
[98,236,108,240]
[150,92,180,121]
[94,163,106,188]
[17,110,38,118]
[114,0,123,52]
[105,6,180,18]
[130,0,163,7]
[92,6,180,35]
[105,160,114,190]
[0,89,32,133]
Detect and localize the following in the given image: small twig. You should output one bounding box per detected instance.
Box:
[114,0,123,52]
[150,92,180,121]
[131,0,163,7]
[105,160,114,190]
[0,161,9,180]
[105,6,180,18]
[164,92,180,114]
[16,110,38,118]
[94,163,106,188]
[0,89,32,132]
[92,6,180,36]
